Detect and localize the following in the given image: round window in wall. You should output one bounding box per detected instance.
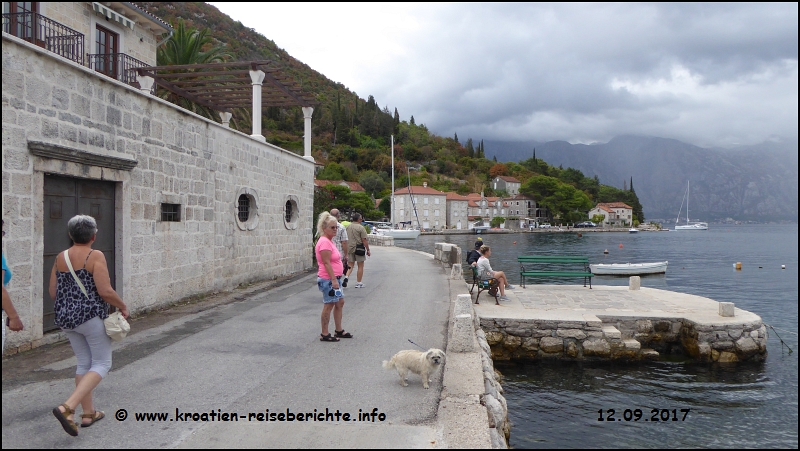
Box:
[284,195,299,230]
[234,188,259,231]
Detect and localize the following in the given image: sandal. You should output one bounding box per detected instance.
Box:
[334,330,353,338]
[320,333,340,342]
[52,403,78,437]
[81,410,105,428]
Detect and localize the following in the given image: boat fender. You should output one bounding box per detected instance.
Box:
[619,243,623,248]
[604,249,609,254]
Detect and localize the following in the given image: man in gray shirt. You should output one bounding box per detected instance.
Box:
[330,209,349,286]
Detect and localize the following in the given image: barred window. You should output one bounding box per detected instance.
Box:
[161,203,181,222]
[238,194,250,222]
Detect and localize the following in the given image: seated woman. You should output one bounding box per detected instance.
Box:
[476,245,514,301]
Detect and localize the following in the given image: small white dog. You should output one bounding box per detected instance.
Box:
[382,348,446,389]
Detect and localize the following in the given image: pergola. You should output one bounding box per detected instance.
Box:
[134,60,317,161]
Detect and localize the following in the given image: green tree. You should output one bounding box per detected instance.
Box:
[358,170,385,197]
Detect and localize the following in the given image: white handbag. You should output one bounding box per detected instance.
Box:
[64,250,130,341]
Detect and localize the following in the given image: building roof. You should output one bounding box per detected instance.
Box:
[596,202,633,210]
[445,192,469,201]
[314,180,365,192]
[495,176,521,183]
[394,186,447,196]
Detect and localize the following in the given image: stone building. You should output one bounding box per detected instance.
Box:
[444,192,469,230]
[2,3,316,351]
[491,175,521,196]
[393,183,446,230]
[589,202,634,227]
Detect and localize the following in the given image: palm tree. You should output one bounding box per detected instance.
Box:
[156,18,234,121]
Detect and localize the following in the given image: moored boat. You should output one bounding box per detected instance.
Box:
[629,228,639,233]
[378,228,421,239]
[590,261,668,275]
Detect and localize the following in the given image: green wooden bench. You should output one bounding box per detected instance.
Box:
[469,265,500,305]
[518,255,593,288]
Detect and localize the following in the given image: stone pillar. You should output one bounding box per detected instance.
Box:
[719,302,735,317]
[302,106,314,162]
[219,112,232,128]
[137,75,155,94]
[249,70,266,142]
[629,276,640,290]
[450,294,476,352]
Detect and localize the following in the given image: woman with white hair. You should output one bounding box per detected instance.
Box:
[49,215,129,436]
[315,211,352,342]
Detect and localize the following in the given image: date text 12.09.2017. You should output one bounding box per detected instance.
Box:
[598,408,690,422]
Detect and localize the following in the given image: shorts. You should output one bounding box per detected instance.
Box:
[348,252,367,263]
[317,277,344,304]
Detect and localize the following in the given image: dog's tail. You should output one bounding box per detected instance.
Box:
[382,358,395,370]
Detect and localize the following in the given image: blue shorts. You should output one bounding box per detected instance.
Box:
[317,277,344,304]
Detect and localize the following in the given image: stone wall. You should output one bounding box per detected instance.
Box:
[480,316,767,363]
[2,36,314,350]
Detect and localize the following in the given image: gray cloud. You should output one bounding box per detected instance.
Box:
[359,3,798,147]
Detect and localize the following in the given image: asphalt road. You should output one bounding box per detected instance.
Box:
[1,246,452,448]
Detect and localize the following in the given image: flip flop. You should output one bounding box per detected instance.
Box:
[81,411,105,428]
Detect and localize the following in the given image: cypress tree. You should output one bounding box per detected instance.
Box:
[454,132,459,143]
[410,115,415,125]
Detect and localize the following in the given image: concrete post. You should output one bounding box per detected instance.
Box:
[249,70,266,142]
[719,302,735,317]
[137,75,154,94]
[629,276,640,290]
[302,106,314,162]
[219,112,232,128]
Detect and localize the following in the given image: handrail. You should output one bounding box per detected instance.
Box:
[2,12,84,65]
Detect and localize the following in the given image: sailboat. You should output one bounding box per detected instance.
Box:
[380,135,420,239]
[674,181,708,231]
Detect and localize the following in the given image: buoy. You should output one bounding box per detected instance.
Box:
[619,243,623,248]
[782,265,786,269]
[513,241,517,245]
[604,249,609,254]
[735,262,742,270]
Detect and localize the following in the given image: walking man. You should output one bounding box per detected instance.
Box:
[345,213,370,288]
[330,209,349,287]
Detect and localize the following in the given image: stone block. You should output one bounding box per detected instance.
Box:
[636,320,653,333]
[582,339,611,357]
[629,275,640,290]
[504,335,521,349]
[641,348,660,360]
[715,350,739,363]
[727,329,743,340]
[602,325,622,340]
[450,263,463,279]
[557,329,587,340]
[521,337,539,352]
[719,302,735,317]
[447,314,476,352]
[485,331,504,345]
[623,339,641,350]
[711,340,734,351]
[455,294,473,316]
[735,337,758,354]
[565,340,579,358]
[539,337,564,353]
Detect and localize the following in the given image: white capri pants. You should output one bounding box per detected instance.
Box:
[63,316,113,378]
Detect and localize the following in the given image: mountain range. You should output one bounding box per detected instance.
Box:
[485,136,798,222]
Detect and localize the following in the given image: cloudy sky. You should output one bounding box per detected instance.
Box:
[209,3,797,148]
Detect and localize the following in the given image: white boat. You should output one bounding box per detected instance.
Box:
[384,135,420,240]
[590,261,668,275]
[629,228,639,233]
[674,181,708,231]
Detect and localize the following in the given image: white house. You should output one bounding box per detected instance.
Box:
[589,202,634,227]
[393,183,447,230]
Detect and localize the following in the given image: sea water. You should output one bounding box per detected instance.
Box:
[396,224,798,448]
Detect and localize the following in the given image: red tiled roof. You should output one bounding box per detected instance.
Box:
[596,202,632,210]
[314,180,365,192]
[394,186,446,195]
[496,176,520,183]
[445,192,469,201]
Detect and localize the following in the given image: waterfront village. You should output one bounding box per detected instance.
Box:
[1,4,773,449]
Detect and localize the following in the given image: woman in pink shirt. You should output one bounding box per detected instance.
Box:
[315,212,353,342]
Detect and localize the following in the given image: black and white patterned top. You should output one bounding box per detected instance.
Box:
[54,251,108,330]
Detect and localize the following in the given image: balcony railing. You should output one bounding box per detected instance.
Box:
[2,11,84,65]
[87,52,148,87]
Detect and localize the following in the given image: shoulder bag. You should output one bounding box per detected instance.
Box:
[64,250,130,341]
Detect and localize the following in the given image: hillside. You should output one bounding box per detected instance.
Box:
[484,136,799,222]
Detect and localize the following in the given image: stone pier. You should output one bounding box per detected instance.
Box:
[475,285,767,363]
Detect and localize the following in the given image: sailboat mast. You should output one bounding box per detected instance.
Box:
[686,181,690,224]
[390,135,394,228]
